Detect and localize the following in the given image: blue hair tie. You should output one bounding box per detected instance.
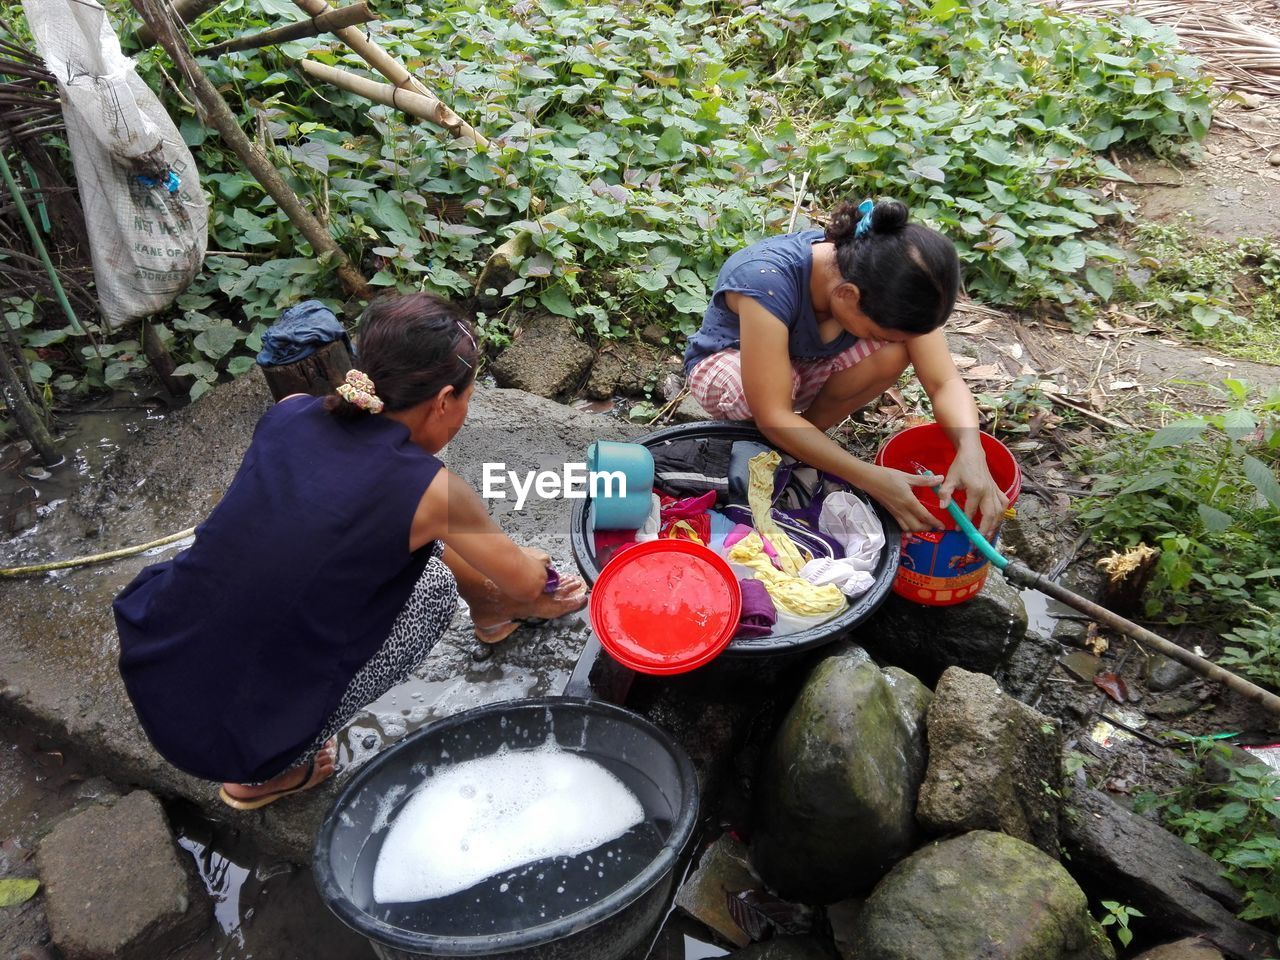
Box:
[854,198,875,239]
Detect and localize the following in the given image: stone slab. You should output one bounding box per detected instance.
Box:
[37,791,208,960]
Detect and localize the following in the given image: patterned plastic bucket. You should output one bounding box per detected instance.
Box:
[875,424,1021,606]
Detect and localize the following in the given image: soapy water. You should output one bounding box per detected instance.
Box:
[355,743,668,939]
[372,740,645,904]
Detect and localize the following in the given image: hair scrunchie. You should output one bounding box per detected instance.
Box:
[853,198,875,239]
[336,369,384,414]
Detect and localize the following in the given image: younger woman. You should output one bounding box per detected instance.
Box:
[684,198,1008,538]
[114,293,586,809]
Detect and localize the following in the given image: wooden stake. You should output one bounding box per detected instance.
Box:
[134,0,226,49]
[197,3,376,57]
[291,0,488,148]
[131,0,370,300]
[300,60,481,146]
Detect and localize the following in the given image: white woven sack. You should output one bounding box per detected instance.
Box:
[23,0,208,328]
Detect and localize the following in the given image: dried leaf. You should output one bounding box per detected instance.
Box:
[952,355,977,369]
[1084,623,1109,657]
[963,364,1005,380]
[1107,381,1139,391]
[0,878,39,907]
[725,889,815,941]
[1093,672,1129,704]
[952,317,997,335]
[1200,357,1235,367]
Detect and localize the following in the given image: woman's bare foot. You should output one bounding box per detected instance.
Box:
[473,575,588,644]
[219,738,337,809]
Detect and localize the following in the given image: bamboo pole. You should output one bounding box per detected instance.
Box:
[130,0,370,300]
[134,0,227,48]
[1004,561,1280,717]
[291,0,488,148]
[300,60,483,146]
[0,150,85,338]
[196,3,376,57]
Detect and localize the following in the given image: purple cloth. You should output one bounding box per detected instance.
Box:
[544,566,560,593]
[735,578,777,639]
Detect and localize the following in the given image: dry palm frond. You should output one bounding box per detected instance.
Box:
[1050,0,1280,96]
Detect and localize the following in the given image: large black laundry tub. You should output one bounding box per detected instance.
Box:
[314,698,699,960]
[570,420,900,659]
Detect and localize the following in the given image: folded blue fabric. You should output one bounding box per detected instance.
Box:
[256,300,352,366]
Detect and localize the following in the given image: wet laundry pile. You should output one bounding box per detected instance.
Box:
[591,437,885,640]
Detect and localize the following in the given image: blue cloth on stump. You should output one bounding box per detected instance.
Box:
[256,299,351,366]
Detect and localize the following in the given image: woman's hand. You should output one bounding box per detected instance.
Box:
[861,464,946,534]
[937,447,1009,540]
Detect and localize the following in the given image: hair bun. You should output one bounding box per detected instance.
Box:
[826,198,909,244]
[870,199,909,234]
[825,200,862,244]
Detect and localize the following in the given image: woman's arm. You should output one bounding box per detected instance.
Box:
[735,296,941,532]
[909,330,1009,538]
[407,469,548,602]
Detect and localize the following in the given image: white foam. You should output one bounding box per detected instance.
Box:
[371,743,644,904]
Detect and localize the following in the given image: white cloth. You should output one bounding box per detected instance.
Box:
[634,494,663,543]
[798,492,885,598]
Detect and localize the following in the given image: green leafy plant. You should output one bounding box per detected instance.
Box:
[4,0,1216,414]
[1113,221,1280,364]
[1075,380,1280,684]
[1098,900,1144,949]
[1136,736,1280,930]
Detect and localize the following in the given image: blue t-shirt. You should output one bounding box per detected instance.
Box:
[114,397,443,783]
[684,229,857,375]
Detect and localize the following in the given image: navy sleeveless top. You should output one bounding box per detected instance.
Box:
[684,229,858,375]
[114,396,443,783]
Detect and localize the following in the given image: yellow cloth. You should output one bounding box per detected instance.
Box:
[729,531,846,616]
[747,450,809,575]
[663,520,705,545]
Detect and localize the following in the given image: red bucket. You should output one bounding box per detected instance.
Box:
[875,424,1021,606]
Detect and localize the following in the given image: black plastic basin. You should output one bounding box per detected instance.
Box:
[314,697,699,960]
[570,420,901,658]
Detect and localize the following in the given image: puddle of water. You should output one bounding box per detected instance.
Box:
[167,802,369,960]
[1020,586,1075,641]
[1,397,160,557]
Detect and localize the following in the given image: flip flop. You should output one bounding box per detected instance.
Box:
[218,750,332,811]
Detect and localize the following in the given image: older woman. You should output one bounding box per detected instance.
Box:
[114,293,586,809]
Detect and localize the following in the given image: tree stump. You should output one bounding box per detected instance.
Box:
[257,339,352,402]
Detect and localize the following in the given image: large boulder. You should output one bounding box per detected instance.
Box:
[1062,788,1276,960]
[859,575,1028,686]
[751,646,931,903]
[1132,940,1226,960]
[585,341,673,399]
[916,667,1063,857]
[490,312,593,398]
[37,792,209,960]
[852,831,1115,960]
